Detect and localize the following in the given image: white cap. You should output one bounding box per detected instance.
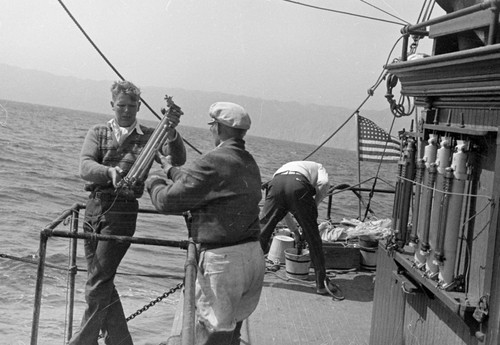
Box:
[208,102,251,130]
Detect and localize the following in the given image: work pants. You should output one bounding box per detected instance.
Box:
[69,195,138,345]
[259,174,327,288]
[195,241,265,344]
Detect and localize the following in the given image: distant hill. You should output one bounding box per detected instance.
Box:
[0,63,411,151]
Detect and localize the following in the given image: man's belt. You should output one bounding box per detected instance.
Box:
[90,191,136,202]
[275,170,306,179]
[199,237,258,251]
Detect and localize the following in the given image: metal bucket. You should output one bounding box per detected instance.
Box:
[268,235,295,264]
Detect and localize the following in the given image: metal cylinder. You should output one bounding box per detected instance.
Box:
[414,134,439,268]
[425,136,452,278]
[396,138,416,247]
[438,140,468,288]
[433,167,454,267]
[121,117,172,188]
[409,159,426,250]
[392,159,404,229]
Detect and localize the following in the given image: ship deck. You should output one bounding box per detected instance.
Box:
[170,265,376,345]
[241,267,375,345]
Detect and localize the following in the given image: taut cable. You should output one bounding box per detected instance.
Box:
[56,0,202,154]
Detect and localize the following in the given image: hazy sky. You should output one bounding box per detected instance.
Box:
[0,1,444,110]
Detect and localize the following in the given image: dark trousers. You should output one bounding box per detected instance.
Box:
[259,174,326,288]
[69,196,138,345]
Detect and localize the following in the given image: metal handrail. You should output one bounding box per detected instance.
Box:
[399,0,500,61]
[30,203,190,345]
[402,0,500,34]
[326,185,395,220]
[31,203,83,345]
[43,229,190,248]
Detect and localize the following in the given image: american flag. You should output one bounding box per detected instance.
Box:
[358,115,401,163]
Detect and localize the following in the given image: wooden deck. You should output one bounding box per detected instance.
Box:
[241,267,375,345]
[169,265,376,345]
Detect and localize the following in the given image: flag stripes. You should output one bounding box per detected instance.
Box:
[358,115,400,163]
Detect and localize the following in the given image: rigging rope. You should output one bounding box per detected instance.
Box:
[300,33,411,219]
[359,0,410,24]
[56,0,202,155]
[281,0,407,26]
[385,0,436,118]
[0,253,183,279]
[302,34,404,161]
[417,0,437,24]
[359,1,437,220]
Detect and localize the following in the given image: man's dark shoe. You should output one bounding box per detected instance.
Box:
[317,278,345,300]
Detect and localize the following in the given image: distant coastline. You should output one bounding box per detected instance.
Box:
[0,63,410,151]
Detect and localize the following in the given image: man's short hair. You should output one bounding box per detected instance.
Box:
[111,80,141,101]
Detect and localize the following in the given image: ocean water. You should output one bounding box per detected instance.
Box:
[0,99,397,345]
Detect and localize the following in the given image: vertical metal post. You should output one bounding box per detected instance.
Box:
[401,34,409,61]
[327,195,332,220]
[485,125,500,344]
[488,3,499,45]
[355,112,362,219]
[182,239,197,345]
[30,231,49,345]
[66,209,80,341]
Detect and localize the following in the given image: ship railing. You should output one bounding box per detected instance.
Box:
[399,0,500,60]
[326,182,395,221]
[30,202,197,345]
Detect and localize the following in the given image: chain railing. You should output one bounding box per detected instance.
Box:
[126,282,184,322]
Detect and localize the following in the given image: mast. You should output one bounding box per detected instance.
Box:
[356,112,362,219]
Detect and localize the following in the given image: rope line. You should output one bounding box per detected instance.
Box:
[417,0,436,24]
[397,175,492,201]
[328,177,395,196]
[0,253,183,279]
[359,0,410,24]
[362,115,398,221]
[281,0,406,26]
[302,32,404,162]
[56,0,202,155]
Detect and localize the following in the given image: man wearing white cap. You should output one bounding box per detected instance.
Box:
[147,102,265,345]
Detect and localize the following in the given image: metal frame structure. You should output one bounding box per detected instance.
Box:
[30,204,195,345]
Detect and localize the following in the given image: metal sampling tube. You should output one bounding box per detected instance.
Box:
[438,140,468,288]
[419,163,437,267]
[130,120,168,175]
[392,158,404,229]
[409,158,426,250]
[432,167,454,274]
[396,138,416,247]
[414,134,438,268]
[127,126,170,185]
[425,136,452,278]
[119,96,181,189]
